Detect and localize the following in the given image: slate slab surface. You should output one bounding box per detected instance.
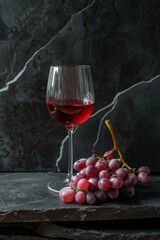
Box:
[0,172,159,222]
[0,172,159,239]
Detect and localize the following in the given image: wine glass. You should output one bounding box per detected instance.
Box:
[46,65,95,193]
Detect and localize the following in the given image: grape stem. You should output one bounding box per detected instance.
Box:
[105,120,132,171]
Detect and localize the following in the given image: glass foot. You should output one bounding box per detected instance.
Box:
[47,173,71,194]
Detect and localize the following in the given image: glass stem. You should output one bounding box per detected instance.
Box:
[66,129,74,182]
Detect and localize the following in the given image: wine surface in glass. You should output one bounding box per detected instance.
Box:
[47,100,94,130]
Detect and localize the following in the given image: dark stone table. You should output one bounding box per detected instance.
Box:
[0,172,160,239]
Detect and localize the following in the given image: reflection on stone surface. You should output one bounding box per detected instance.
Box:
[0,0,159,171]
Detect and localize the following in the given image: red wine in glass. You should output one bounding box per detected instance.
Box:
[46,65,95,193]
[47,100,94,130]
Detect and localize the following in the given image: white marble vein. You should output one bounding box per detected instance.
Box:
[0,23,68,92]
[0,0,96,93]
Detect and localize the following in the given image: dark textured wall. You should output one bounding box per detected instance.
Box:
[0,0,160,172]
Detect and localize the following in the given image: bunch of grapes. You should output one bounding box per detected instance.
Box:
[59,154,150,204]
[59,120,150,205]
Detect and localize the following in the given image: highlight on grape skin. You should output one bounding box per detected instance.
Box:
[75,191,86,204]
[59,187,75,203]
[77,178,89,191]
[59,120,151,205]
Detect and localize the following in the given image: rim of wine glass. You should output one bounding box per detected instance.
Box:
[50,64,91,68]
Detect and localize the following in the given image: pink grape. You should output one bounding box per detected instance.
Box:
[77,178,89,191]
[123,167,131,174]
[95,160,107,172]
[85,165,98,177]
[103,151,114,160]
[59,187,71,197]
[105,159,110,168]
[123,173,137,186]
[138,172,149,184]
[79,168,88,178]
[138,166,150,175]
[88,177,99,191]
[59,187,75,203]
[86,156,98,166]
[69,174,82,188]
[74,158,86,171]
[99,169,110,179]
[107,188,119,199]
[86,192,96,205]
[98,178,110,191]
[115,168,127,179]
[94,190,107,202]
[109,175,123,189]
[75,191,86,204]
[122,185,135,197]
[108,158,122,171]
